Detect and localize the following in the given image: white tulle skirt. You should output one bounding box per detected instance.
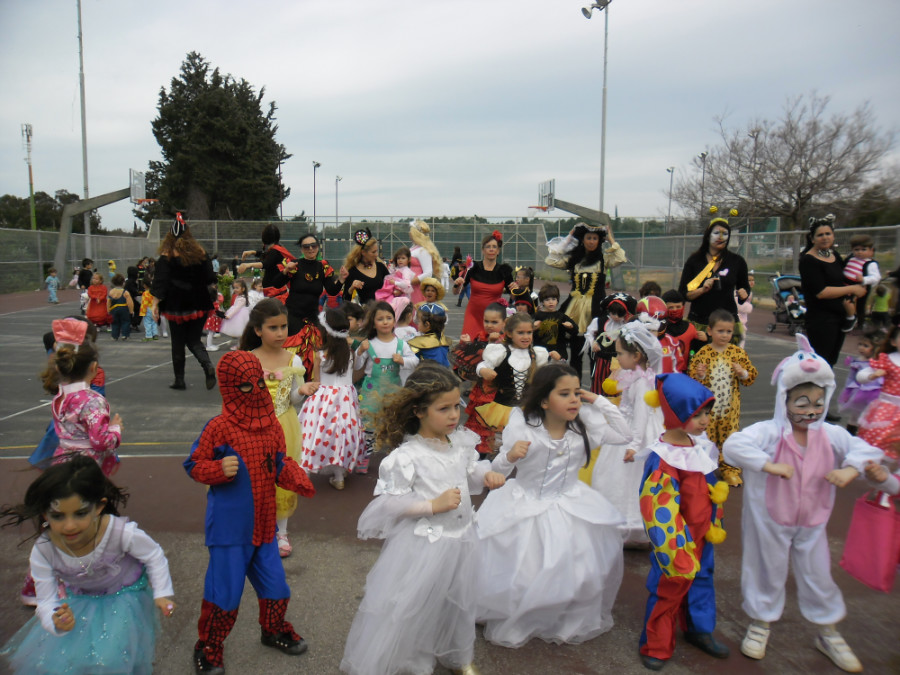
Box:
[591,441,649,545]
[475,482,625,648]
[340,525,478,675]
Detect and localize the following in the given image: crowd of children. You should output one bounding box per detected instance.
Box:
[3,235,899,675]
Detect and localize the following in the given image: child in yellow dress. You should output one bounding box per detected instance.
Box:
[239,299,318,557]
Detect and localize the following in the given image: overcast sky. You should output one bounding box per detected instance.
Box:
[1,0,898,231]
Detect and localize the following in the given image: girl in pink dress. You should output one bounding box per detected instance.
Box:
[45,319,122,476]
[375,247,416,317]
[857,320,900,458]
[408,220,442,306]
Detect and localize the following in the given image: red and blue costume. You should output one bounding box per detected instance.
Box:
[185,351,315,672]
[638,373,729,666]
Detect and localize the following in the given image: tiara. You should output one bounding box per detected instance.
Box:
[319,312,349,338]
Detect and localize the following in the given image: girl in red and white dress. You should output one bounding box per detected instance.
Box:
[857,319,900,459]
[204,288,224,351]
[299,309,366,490]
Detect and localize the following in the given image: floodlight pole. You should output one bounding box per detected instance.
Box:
[77,0,92,256]
[312,161,321,233]
[583,1,611,214]
[699,151,708,224]
[335,176,342,231]
[666,167,675,231]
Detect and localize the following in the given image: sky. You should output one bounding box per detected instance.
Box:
[1,0,898,231]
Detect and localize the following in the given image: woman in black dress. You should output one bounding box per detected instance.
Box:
[678,210,751,350]
[341,228,389,305]
[270,232,347,379]
[151,214,217,390]
[799,215,867,368]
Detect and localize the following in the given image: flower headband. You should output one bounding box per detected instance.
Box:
[52,318,88,348]
[171,212,186,238]
[491,230,502,243]
[318,312,349,338]
[353,228,373,247]
[418,302,446,317]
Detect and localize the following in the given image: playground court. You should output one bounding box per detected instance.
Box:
[0,287,897,675]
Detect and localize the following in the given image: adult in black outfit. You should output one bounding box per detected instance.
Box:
[678,209,751,352]
[341,228,389,305]
[799,214,867,367]
[237,224,297,300]
[270,232,347,379]
[150,214,217,391]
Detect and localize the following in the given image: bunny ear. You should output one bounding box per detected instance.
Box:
[771,356,792,386]
[795,333,813,353]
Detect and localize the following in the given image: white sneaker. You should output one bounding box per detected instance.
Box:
[741,622,770,660]
[206,344,220,352]
[816,632,863,673]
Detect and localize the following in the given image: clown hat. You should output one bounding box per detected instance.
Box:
[655,373,714,430]
[420,277,445,301]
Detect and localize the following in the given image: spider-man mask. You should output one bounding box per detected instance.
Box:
[217,351,278,431]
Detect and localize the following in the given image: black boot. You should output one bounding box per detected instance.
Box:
[201,361,217,390]
[170,378,186,390]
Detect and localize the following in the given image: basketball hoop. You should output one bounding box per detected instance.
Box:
[528,205,549,219]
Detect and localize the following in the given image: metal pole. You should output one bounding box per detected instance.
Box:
[599,6,609,214]
[312,161,320,234]
[699,152,708,227]
[77,0,92,256]
[335,176,342,231]
[666,166,674,232]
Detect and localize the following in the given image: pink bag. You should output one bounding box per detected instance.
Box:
[839,491,900,593]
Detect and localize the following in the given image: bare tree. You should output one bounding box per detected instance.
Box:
[673,93,894,231]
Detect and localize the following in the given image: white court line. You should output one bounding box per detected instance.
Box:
[0,360,173,422]
[1,452,188,460]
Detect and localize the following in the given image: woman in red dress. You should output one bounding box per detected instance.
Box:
[454,231,515,338]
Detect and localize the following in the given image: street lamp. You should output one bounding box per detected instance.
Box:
[312,161,321,233]
[699,151,708,224]
[582,1,612,214]
[335,176,342,231]
[666,167,675,232]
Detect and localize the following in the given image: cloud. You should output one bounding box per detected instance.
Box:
[1,0,898,235]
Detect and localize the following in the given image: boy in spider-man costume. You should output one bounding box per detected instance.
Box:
[184,350,315,674]
[638,373,730,670]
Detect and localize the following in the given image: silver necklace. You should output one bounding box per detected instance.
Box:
[58,519,100,576]
[816,248,833,259]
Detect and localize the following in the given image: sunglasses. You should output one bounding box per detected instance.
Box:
[301,243,319,251]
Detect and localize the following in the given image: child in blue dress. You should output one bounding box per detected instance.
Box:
[1,455,175,675]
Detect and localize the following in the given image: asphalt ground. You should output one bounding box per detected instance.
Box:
[1,285,898,675]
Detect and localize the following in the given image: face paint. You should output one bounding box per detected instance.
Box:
[786,391,826,427]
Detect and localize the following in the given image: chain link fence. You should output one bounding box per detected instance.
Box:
[0,228,158,293]
[3,219,897,300]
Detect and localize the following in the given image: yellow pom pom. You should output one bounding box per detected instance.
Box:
[708,480,730,504]
[705,524,727,544]
[729,208,739,217]
[643,390,660,408]
[709,205,718,215]
[602,378,621,396]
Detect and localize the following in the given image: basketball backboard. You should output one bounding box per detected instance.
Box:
[129,169,146,203]
[538,179,555,210]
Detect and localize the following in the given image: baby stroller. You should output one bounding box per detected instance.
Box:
[767,274,806,335]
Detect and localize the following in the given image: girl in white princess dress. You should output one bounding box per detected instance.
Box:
[340,363,505,675]
[475,362,630,648]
